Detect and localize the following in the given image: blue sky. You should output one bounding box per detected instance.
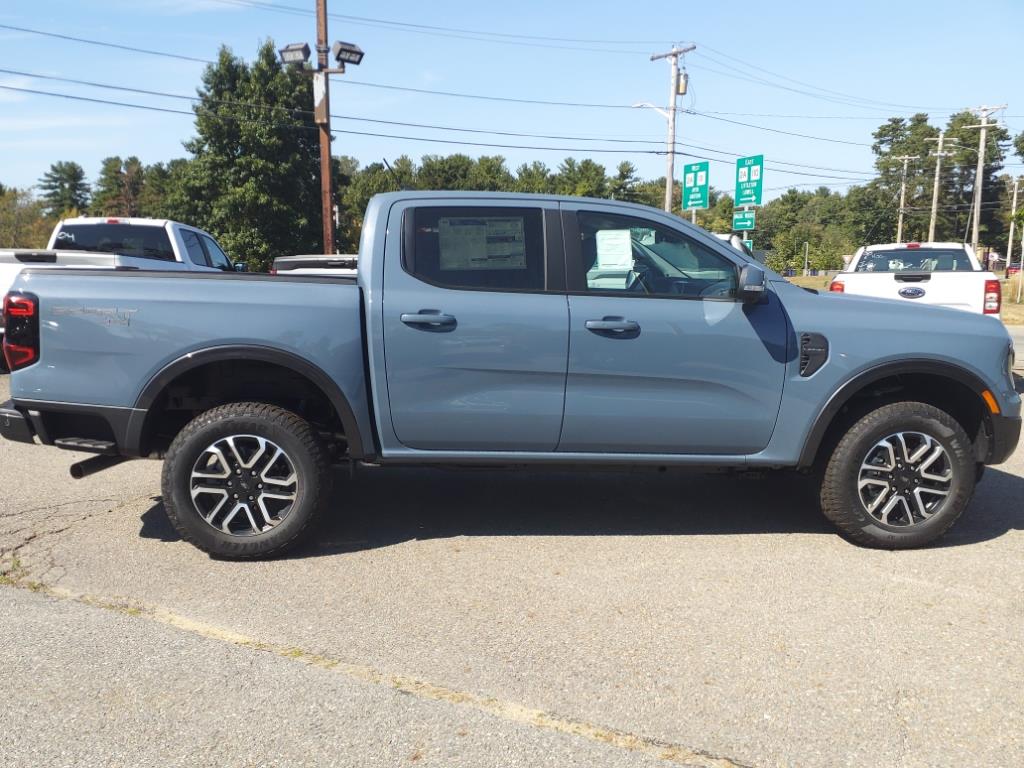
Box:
[2,0,1023,201]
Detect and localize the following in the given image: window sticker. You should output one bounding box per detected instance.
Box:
[595,229,633,270]
[438,217,527,270]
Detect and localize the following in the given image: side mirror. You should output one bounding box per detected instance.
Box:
[233,261,249,272]
[738,264,766,303]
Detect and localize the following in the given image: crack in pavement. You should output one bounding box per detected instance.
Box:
[1,577,754,768]
[0,495,152,582]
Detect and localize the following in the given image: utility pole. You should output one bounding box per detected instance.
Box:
[924,131,957,242]
[1008,176,1019,279]
[650,44,695,212]
[313,0,335,255]
[803,241,809,276]
[965,104,1007,253]
[893,155,916,243]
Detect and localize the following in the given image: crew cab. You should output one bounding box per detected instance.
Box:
[1,217,238,355]
[829,242,1001,316]
[1,193,1019,558]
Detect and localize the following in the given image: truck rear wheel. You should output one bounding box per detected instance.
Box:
[161,403,331,559]
[820,401,975,549]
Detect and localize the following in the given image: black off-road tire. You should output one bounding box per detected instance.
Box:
[820,401,975,549]
[161,402,331,559]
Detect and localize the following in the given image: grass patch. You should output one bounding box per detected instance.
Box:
[784,274,1024,325]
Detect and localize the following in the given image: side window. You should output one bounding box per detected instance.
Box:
[577,211,737,300]
[181,231,209,266]
[406,206,545,291]
[201,235,233,271]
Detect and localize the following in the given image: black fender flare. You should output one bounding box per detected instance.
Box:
[125,344,368,459]
[797,358,993,467]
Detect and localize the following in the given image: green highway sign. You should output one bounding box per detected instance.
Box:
[734,154,764,206]
[682,160,709,211]
[741,238,753,251]
[733,209,756,231]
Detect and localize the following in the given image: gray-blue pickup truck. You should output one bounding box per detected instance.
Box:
[1,192,1019,557]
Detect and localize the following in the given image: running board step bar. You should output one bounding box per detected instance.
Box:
[53,437,117,454]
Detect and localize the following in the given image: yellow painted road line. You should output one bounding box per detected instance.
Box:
[6,580,751,768]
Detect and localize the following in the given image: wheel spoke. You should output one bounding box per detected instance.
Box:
[190,434,299,538]
[192,446,231,480]
[857,430,954,528]
[919,446,952,482]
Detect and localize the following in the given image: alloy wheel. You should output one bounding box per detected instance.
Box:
[189,434,299,536]
[857,431,953,527]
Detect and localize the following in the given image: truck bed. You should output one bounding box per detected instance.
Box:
[7,269,373,446]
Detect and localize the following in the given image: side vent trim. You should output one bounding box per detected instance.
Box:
[799,332,829,377]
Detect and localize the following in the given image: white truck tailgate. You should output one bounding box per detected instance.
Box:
[836,271,985,313]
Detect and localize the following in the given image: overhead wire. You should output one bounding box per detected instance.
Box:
[0,68,878,180]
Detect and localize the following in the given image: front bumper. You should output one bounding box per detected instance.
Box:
[987,412,1022,465]
[0,400,34,444]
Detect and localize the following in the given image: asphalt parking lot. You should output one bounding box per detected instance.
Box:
[2,366,1023,768]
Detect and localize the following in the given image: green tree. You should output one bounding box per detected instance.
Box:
[513,161,554,193]
[417,154,476,190]
[554,158,608,198]
[609,162,641,202]
[0,187,53,248]
[91,156,144,217]
[167,42,324,269]
[38,161,90,217]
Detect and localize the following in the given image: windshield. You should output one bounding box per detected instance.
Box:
[853,248,975,273]
[53,224,175,261]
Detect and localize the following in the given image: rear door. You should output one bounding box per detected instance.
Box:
[558,202,788,455]
[382,200,569,451]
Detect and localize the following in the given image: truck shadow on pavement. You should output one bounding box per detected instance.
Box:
[138,464,1024,556]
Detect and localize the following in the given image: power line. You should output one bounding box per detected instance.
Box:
[0,22,940,150]
[693,43,960,112]
[0,83,876,181]
[0,23,212,64]
[0,67,877,179]
[205,0,659,55]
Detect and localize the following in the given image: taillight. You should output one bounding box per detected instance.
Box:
[829,281,845,293]
[270,268,278,275]
[983,279,1001,315]
[3,291,40,371]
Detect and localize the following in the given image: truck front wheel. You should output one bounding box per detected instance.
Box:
[161,402,331,559]
[820,401,975,549]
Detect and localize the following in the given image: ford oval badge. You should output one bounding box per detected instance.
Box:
[898,286,926,299]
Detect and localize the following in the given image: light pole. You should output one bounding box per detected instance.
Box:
[636,43,695,213]
[278,1,364,255]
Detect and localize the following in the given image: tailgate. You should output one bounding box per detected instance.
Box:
[837,272,985,313]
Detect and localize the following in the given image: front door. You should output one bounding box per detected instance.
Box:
[558,203,788,455]
[383,202,569,451]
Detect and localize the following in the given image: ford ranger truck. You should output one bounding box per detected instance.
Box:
[829,242,1002,315]
[1,192,1019,558]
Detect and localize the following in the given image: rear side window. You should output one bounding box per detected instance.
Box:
[201,235,233,270]
[406,207,545,291]
[181,231,209,266]
[53,224,175,261]
[854,248,976,272]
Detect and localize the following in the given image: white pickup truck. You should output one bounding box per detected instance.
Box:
[1,217,238,357]
[828,242,1001,316]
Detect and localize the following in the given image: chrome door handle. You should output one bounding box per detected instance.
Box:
[400,311,456,328]
[585,317,640,333]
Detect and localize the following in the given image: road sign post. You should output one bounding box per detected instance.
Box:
[734,155,764,207]
[733,210,755,231]
[682,161,709,212]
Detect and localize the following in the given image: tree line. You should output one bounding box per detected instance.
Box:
[3,41,1023,273]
